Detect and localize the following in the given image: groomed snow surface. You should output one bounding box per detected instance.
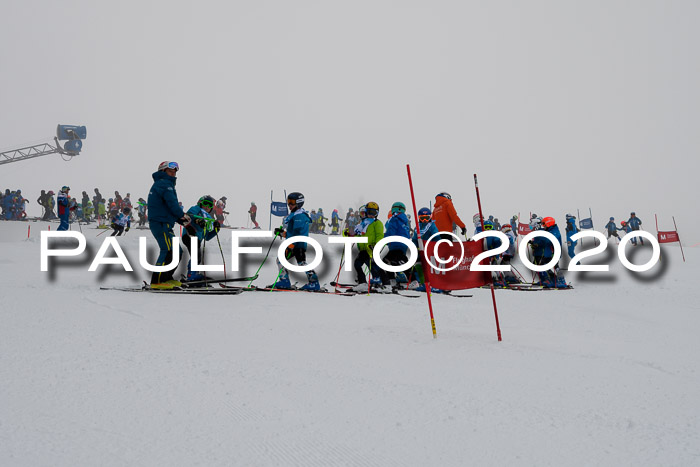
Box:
[1,220,699,466]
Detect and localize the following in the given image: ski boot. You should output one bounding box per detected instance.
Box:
[300,281,321,292]
[186,271,206,282]
[352,282,369,293]
[272,276,293,290]
[395,272,408,284]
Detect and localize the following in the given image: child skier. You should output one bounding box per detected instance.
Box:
[531,217,567,288]
[565,214,578,258]
[379,202,411,288]
[316,208,327,234]
[409,207,440,291]
[271,192,320,291]
[498,223,519,285]
[350,202,387,293]
[329,209,341,235]
[97,199,107,227]
[110,206,132,236]
[182,195,221,282]
[604,217,622,242]
[137,198,148,226]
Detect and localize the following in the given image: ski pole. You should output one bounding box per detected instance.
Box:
[367,257,372,296]
[96,228,111,237]
[216,231,227,280]
[248,231,280,288]
[269,247,294,290]
[333,247,346,293]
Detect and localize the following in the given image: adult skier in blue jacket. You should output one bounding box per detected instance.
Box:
[147,161,189,289]
[56,186,72,231]
[625,212,644,245]
[532,217,567,288]
[272,192,320,291]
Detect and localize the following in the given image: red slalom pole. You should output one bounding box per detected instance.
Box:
[673,216,686,262]
[27,225,30,239]
[406,164,437,338]
[474,174,502,341]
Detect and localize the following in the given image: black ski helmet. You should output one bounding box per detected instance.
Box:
[287,192,304,210]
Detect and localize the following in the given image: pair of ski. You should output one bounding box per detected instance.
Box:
[329,282,473,298]
[100,274,258,295]
[484,282,574,291]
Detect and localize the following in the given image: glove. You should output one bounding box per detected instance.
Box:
[125,227,130,232]
[460,227,467,236]
[177,214,191,226]
[273,227,284,236]
[195,218,206,228]
[213,220,221,231]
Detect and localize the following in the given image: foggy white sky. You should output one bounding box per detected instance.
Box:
[1,1,698,241]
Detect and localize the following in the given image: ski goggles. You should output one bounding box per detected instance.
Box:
[199,199,214,208]
[419,214,431,222]
[484,224,494,230]
[158,161,180,172]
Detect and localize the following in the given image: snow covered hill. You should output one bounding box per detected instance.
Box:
[1,220,698,466]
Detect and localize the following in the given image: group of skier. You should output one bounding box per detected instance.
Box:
[9,163,648,292]
[1,189,28,220]
[604,213,644,245]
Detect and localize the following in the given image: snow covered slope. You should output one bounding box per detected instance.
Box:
[1,221,698,466]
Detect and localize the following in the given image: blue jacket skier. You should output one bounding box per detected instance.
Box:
[625,212,644,245]
[272,192,319,291]
[110,207,132,236]
[182,195,220,282]
[604,217,621,240]
[533,217,566,288]
[56,186,72,231]
[147,161,189,289]
[379,202,411,286]
[565,214,578,258]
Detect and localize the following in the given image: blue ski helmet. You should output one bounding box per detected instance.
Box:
[418,207,431,222]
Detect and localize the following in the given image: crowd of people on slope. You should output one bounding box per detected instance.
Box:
[2,185,231,239]
[604,213,645,245]
[0,189,29,220]
[4,162,647,292]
